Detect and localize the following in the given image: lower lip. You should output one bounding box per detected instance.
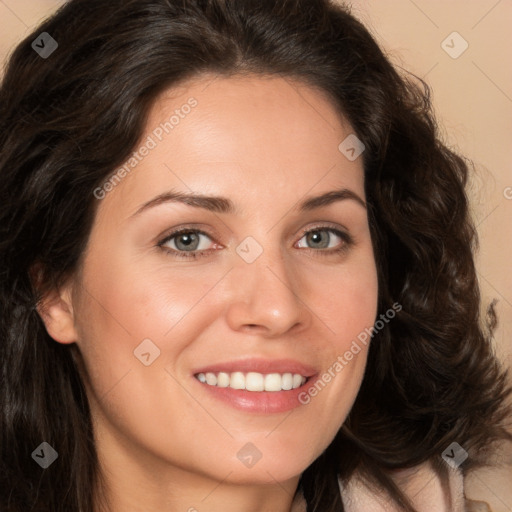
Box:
[194,376,317,414]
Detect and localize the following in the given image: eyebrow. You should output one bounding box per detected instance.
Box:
[130,186,366,219]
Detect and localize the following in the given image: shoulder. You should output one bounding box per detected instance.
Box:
[339,460,493,511]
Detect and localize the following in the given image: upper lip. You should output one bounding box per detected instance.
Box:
[192,358,317,377]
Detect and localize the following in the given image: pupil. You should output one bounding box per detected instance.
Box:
[309,231,327,248]
[178,233,197,250]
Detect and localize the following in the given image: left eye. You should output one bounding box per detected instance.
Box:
[296,228,347,250]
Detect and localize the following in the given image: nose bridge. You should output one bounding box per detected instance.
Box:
[224,232,309,334]
[237,234,289,288]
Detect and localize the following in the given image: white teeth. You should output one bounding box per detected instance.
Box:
[230,371,245,390]
[217,372,230,387]
[195,371,307,391]
[281,373,293,390]
[205,372,217,386]
[264,373,282,392]
[292,374,303,388]
[246,372,264,391]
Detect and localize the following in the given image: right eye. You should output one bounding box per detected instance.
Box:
[158,228,219,259]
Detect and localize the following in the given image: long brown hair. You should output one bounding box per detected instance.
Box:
[1,1,510,511]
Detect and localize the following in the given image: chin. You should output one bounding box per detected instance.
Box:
[224,442,319,485]
[222,459,309,486]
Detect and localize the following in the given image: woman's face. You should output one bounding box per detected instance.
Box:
[51,74,378,495]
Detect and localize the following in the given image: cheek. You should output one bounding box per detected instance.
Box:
[71,260,221,468]
[72,250,229,403]
[294,249,378,436]
[305,251,379,347]
[77,251,215,341]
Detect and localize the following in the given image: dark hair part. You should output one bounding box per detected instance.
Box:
[1,1,510,511]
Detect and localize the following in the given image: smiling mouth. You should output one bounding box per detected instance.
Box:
[195,371,309,392]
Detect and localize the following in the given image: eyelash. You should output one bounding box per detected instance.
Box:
[157,225,354,260]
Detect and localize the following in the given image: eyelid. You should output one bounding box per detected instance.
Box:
[296,221,350,239]
[157,223,220,244]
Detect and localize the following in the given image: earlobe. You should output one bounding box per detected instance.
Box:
[31,266,78,345]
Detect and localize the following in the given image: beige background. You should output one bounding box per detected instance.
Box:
[1,0,511,509]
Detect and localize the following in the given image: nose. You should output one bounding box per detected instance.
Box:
[224,241,312,337]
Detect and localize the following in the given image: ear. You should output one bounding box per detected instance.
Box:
[31,264,79,344]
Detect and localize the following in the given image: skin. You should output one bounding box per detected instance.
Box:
[38,73,378,512]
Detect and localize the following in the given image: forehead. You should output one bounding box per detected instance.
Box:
[100,73,365,219]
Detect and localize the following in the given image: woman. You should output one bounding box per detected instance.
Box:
[0,1,510,511]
